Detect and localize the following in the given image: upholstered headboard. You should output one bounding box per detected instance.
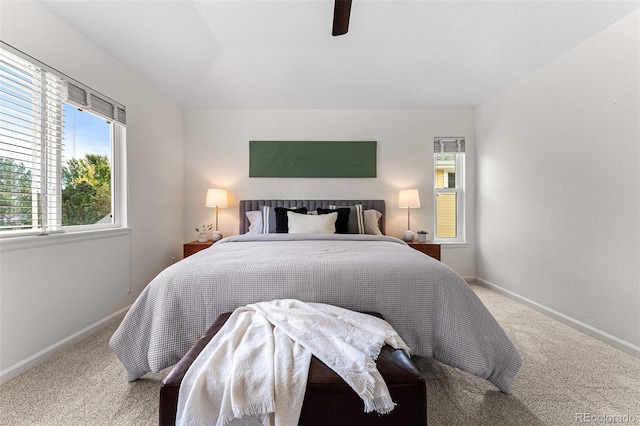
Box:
[239,200,386,235]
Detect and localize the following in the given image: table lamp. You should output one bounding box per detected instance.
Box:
[399,189,420,242]
[205,188,228,241]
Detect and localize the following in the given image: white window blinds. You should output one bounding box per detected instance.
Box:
[65,81,126,125]
[1,42,126,234]
[434,138,465,153]
[0,48,66,232]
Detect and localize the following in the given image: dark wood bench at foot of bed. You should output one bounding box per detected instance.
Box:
[159,312,427,426]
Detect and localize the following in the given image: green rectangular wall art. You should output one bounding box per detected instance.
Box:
[249,141,377,178]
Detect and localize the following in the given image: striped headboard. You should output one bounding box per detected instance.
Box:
[239,200,386,235]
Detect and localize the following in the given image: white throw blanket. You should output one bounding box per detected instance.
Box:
[175,299,411,426]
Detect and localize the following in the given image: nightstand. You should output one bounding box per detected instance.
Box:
[183,240,214,258]
[407,242,441,261]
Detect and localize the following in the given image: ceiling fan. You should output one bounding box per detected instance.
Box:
[332,0,352,36]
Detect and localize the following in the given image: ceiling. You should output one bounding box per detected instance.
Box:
[39,1,639,110]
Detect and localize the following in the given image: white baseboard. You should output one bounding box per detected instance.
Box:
[0,306,130,384]
[475,277,640,359]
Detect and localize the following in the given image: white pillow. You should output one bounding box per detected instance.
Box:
[363,209,383,235]
[287,211,337,234]
[245,210,263,234]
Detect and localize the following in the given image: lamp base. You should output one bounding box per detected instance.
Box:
[402,230,415,242]
[211,231,223,242]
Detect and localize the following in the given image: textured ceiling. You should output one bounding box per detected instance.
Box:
[40,0,640,109]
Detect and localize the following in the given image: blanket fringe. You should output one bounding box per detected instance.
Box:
[363,358,377,397]
[368,340,385,360]
[361,355,397,415]
[363,395,397,415]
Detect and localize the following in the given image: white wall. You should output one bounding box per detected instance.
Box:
[0,2,185,381]
[184,109,476,276]
[475,10,639,354]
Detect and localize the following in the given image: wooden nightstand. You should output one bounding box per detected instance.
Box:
[183,240,214,258]
[407,242,441,261]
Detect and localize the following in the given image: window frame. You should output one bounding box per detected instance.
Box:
[0,42,127,238]
[59,120,127,234]
[433,139,466,244]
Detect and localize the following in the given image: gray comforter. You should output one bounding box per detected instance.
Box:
[110,234,521,392]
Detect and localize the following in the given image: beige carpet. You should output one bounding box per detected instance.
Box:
[1,283,639,425]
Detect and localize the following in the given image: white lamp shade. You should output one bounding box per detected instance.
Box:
[205,189,228,208]
[398,189,420,208]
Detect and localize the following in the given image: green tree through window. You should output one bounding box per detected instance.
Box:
[0,157,34,230]
[61,154,111,226]
[60,102,113,228]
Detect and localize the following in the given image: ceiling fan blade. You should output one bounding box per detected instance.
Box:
[332,0,352,36]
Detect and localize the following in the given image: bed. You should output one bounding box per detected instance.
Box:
[110,199,521,393]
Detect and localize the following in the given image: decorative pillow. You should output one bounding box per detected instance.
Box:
[363,209,383,235]
[275,207,308,233]
[261,206,304,233]
[329,204,364,234]
[316,207,350,234]
[261,206,277,233]
[287,211,337,234]
[245,210,263,234]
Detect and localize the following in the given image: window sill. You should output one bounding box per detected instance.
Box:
[0,227,131,252]
[434,241,470,248]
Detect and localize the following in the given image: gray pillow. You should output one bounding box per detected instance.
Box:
[363,209,383,235]
[329,204,364,234]
[260,206,277,233]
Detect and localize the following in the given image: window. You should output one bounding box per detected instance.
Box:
[434,138,465,242]
[0,43,126,236]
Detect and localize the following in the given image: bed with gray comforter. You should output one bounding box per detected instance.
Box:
[110,233,521,392]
